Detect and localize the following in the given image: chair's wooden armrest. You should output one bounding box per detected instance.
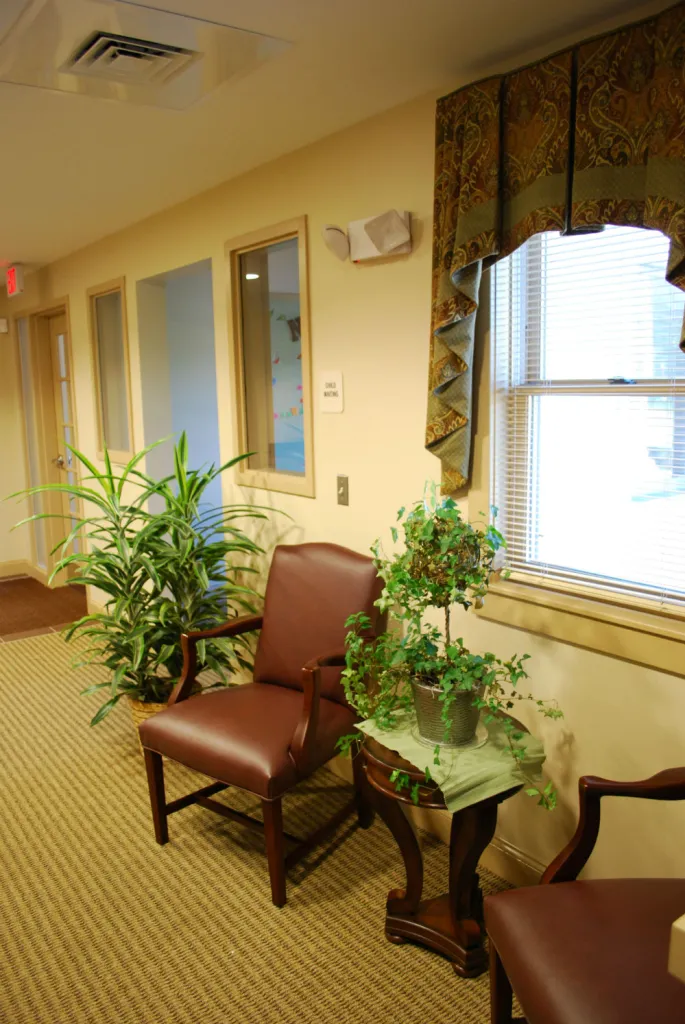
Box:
[290,651,348,772]
[182,614,264,644]
[168,615,263,706]
[542,767,685,884]
[580,767,685,801]
[302,650,346,671]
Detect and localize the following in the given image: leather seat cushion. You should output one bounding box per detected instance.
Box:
[485,878,685,1024]
[139,683,357,799]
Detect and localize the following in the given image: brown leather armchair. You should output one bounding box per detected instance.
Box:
[485,768,685,1023]
[139,542,386,907]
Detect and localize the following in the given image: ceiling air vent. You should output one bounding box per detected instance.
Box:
[0,0,291,109]
[67,31,197,85]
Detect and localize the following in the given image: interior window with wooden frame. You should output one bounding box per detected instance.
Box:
[473,224,685,676]
[87,278,134,463]
[227,216,314,497]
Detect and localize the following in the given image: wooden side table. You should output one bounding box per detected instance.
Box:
[362,735,520,978]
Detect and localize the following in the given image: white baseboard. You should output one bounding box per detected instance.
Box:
[480,834,545,887]
[0,560,30,579]
[0,560,48,585]
[326,753,543,887]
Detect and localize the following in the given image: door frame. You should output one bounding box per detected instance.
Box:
[14,297,80,586]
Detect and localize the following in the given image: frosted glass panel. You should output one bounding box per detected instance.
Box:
[57,333,67,377]
[93,290,130,453]
[68,496,80,555]
[17,318,47,570]
[64,426,73,466]
[60,380,70,423]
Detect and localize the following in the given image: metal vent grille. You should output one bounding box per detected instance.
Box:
[0,0,291,109]
[66,31,197,84]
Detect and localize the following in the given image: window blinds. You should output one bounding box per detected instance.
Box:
[492,225,685,609]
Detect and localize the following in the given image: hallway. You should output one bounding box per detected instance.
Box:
[0,577,86,641]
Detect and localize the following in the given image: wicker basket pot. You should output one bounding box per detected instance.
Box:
[411,678,480,747]
[127,695,170,752]
[127,683,201,752]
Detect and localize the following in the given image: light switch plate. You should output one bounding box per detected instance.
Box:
[0,318,8,334]
[337,475,349,506]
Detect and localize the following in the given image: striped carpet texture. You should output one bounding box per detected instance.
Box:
[1,632,505,1024]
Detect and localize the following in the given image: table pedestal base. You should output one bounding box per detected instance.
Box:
[385,892,488,977]
[363,736,521,979]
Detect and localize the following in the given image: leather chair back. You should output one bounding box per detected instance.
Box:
[253,542,386,706]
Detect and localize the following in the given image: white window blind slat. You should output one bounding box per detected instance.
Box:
[492,225,685,609]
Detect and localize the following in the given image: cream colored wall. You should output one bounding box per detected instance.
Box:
[460,611,685,880]
[5,88,684,881]
[0,295,30,569]
[6,93,441,549]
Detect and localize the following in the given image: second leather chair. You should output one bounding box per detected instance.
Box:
[139,542,386,906]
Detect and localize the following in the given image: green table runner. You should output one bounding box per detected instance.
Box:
[358,712,545,814]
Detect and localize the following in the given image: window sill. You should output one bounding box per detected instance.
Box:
[97,449,134,467]
[476,574,685,678]
[236,464,315,499]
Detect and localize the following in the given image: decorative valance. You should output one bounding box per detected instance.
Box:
[427,0,685,493]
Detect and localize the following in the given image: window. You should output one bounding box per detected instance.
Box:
[227,217,313,497]
[88,279,133,460]
[492,225,685,612]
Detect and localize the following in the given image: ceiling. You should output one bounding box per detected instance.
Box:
[0,0,664,268]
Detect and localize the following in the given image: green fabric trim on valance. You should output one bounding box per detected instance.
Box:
[427,0,685,493]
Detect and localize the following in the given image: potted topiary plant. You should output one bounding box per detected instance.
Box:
[341,488,563,807]
[13,434,270,729]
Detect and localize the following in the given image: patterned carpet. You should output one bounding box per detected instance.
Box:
[1,632,505,1024]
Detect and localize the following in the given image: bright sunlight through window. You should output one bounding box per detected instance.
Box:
[492,225,685,609]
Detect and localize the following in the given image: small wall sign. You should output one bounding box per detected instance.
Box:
[320,370,344,413]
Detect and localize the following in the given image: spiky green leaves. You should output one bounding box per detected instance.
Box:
[12,434,274,725]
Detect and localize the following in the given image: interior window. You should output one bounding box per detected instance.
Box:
[228,218,313,497]
[89,282,132,458]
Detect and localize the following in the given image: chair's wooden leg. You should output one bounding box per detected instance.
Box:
[262,797,286,908]
[143,748,168,846]
[353,745,375,829]
[490,939,514,1024]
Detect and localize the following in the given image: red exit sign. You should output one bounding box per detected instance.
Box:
[6,264,24,297]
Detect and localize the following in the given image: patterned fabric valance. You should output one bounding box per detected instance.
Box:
[427,0,685,493]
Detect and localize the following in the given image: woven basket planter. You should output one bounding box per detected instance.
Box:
[127,684,201,752]
[127,695,170,753]
[411,679,481,748]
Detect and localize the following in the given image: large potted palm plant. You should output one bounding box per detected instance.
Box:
[14,435,269,729]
